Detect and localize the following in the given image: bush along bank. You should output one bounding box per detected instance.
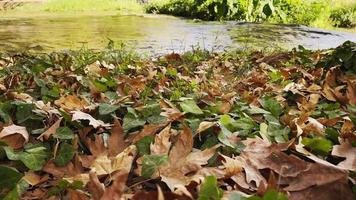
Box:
[145,0,356,28]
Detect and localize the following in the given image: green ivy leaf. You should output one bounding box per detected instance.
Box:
[123,108,146,132]
[198,176,223,200]
[141,154,168,178]
[179,99,203,115]
[98,103,120,115]
[19,146,48,171]
[234,117,257,131]
[136,136,154,156]
[142,103,162,117]
[219,114,235,132]
[4,145,48,171]
[54,127,74,140]
[54,143,75,167]
[3,179,29,200]
[260,97,282,117]
[0,166,23,190]
[302,137,333,157]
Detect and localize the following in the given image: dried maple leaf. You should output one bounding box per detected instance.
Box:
[235,137,354,200]
[0,124,29,149]
[108,118,128,157]
[90,145,137,176]
[37,117,63,140]
[55,95,88,111]
[101,172,129,200]
[150,124,172,155]
[132,123,166,143]
[157,126,219,196]
[331,140,356,171]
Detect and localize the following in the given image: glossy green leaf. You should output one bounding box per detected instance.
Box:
[302,137,333,157]
[0,166,23,190]
[260,97,282,117]
[198,176,223,200]
[136,136,154,156]
[54,127,74,140]
[54,143,75,167]
[141,154,168,178]
[98,103,120,115]
[179,99,203,115]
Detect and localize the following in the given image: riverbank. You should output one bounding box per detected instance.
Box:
[0,41,355,200]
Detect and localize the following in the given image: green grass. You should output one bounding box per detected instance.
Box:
[14,0,143,13]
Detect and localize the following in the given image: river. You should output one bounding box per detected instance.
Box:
[0,14,355,54]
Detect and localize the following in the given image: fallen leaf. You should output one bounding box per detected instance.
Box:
[55,95,88,111]
[71,111,110,128]
[91,145,137,176]
[196,121,216,134]
[0,124,29,149]
[108,118,128,157]
[150,124,172,155]
[37,117,63,140]
[331,140,356,171]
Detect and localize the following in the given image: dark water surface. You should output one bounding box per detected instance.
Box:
[0,14,355,54]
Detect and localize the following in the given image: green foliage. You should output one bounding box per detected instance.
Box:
[318,41,356,73]
[54,143,75,167]
[98,103,120,115]
[198,176,223,200]
[48,180,83,197]
[54,127,74,140]
[259,97,283,118]
[136,136,155,156]
[146,0,355,28]
[302,137,333,157]
[141,154,168,178]
[180,99,204,115]
[4,144,48,171]
[0,166,23,191]
[15,0,143,13]
[330,5,356,27]
[2,180,29,200]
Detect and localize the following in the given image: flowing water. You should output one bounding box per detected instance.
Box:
[0,14,355,54]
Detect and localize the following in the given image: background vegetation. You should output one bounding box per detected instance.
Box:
[13,0,143,13]
[145,0,356,28]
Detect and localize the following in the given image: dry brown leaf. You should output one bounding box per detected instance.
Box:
[9,92,33,102]
[87,172,105,200]
[347,79,356,105]
[23,172,42,186]
[132,123,166,143]
[101,172,129,200]
[71,111,110,128]
[91,145,137,176]
[196,121,216,134]
[168,125,193,164]
[159,144,219,194]
[221,154,243,177]
[0,124,29,149]
[68,189,90,200]
[55,95,88,110]
[37,117,63,140]
[108,118,128,157]
[150,124,172,155]
[237,137,353,200]
[331,140,356,171]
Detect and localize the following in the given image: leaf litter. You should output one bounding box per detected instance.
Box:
[0,41,355,199]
